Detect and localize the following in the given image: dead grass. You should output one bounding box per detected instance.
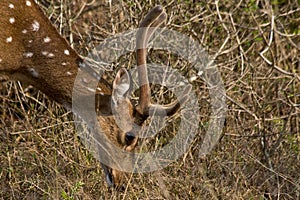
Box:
[1,0,299,199]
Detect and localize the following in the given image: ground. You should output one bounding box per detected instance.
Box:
[0,0,299,199]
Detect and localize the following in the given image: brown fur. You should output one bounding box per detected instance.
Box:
[0,1,187,188]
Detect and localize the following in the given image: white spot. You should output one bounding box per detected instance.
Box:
[41,51,48,56]
[64,49,70,55]
[24,52,34,58]
[47,53,55,58]
[28,68,39,78]
[26,0,31,6]
[96,87,102,91]
[28,40,33,44]
[87,87,96,93]
[43,37,51,43]
[62,62,67,66]
[6,37,12,43]
[9,4,14,9]
[0,58,2,63]
[41,51,55,58]
[9,17,15,24]
[66,71,72,76]
[22,29,28,34]
[32,20,40,32]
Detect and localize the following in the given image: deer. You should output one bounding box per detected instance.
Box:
[0,0,191,189]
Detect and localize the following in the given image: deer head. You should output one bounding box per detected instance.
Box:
[0,0,191,189]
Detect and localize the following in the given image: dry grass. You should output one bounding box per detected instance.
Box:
[1,0,300,199]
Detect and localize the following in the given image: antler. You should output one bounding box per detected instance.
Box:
[135,6,192,117]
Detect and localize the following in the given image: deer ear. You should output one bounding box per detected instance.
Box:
[112,68,132,103]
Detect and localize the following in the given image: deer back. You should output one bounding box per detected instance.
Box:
[0,0,83,107]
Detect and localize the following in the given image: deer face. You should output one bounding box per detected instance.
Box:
[97,68,139,188]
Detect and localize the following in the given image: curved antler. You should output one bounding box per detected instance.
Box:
[135,6,192,117]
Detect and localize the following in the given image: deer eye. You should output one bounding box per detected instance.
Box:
[125,132,136,145]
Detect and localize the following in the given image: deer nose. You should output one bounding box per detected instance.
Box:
[125,132,136,145]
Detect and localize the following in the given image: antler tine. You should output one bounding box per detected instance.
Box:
[136,6,192,117]
[136,6,167,115]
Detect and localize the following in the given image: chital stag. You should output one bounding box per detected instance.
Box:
[0,0,191,188]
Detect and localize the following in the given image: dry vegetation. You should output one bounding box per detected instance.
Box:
[1,0,299,199]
